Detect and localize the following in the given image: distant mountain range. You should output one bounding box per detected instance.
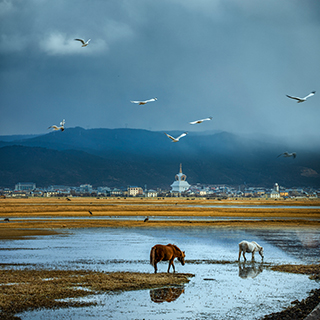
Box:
[1,127,320,189]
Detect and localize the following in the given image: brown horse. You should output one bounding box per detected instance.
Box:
[150,244,185,274]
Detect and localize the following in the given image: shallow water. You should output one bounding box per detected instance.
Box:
[1,227,319,319]
[3,214,320,223]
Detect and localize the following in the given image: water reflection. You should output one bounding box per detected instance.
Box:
[150,286,185,303]
[238,262,263,279]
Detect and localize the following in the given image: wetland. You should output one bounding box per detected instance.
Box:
[0,197,319,319]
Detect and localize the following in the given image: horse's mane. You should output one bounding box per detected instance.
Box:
[251,241,262,250]
[168,244,181,252]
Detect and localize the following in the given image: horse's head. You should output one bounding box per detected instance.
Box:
[259,247,264,259]
[178,251,186,266]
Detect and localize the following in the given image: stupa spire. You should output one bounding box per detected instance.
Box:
[171,164,190,195]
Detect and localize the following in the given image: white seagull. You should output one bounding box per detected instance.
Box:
[74,38,91,47]
[48,119,65,131]
[164,132,188,142]
[130,98,157,105]
[286,91,315,103]
[189,117,213,125]
[277,151,296,159]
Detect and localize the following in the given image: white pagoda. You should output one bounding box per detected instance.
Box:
[170,164,190,195]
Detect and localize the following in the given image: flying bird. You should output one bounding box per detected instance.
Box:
[277,151,296,159]
[144,217,149,222]
[88,210,93,215]
[130,98,157,105]
[48,119,65,131]
[164,132,188,142]
[190,117,213,125]
[286,91,315,103]
[74,38,91,47]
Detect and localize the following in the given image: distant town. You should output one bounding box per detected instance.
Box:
[1,181,319,199]
[1,163,319,199]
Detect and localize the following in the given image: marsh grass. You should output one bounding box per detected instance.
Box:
[0,269,194,319]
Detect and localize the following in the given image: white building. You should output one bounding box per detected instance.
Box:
[146,189,158,197]
[128,186,143,197]
[170,164,190,195]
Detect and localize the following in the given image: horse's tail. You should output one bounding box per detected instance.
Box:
[150,246,156,267]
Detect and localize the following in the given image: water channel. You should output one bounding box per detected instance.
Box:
[1,226,320,319]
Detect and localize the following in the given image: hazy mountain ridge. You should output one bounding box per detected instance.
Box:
[0,128,320,188]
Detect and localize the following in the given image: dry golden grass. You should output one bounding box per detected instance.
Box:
[0,269,193,318]
[0,197,319,239]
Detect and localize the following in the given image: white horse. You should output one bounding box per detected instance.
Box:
[238,240,264,261]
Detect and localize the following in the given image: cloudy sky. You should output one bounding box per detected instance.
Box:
[1,0,320,142]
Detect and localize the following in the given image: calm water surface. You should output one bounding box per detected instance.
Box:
[1,227,319,320]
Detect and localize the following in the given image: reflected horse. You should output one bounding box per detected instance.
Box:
[150,286,184,303]
[150,244,185,273]
[238,262,263,279]
[238,240,264,261]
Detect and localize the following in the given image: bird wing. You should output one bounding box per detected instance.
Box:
[130,100,141,104]
[292,153,297,158]
[190,120,202,124]
[60,119,65,126]
[190,117,212,124]
[177,132,188,140]
[286,94,301,101]
[86,39,91,44]
[303,92,315,100]
[164,132,176,141]
[276,153,284,158]
[75,39,85,44]
[144,98,157,103]
[48,125,58,130]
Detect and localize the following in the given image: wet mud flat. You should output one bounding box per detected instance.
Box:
[0,264,319,320]
[262,264,320,320]
[1,198,320,319]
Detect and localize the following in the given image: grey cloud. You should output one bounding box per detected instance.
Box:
[1,0,320,145]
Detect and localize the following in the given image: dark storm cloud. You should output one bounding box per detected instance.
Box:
[1,0,320,144]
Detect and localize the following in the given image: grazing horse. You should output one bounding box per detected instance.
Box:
[150,244,185,274]
[238,240,264,261]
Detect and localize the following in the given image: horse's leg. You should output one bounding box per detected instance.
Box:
[154,262,158,274]
[252,251,255,260]
[242,251,246,261]
[238,249,242,261]
[167,260,175,273]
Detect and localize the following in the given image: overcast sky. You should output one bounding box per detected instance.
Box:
[1,0,320,142]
